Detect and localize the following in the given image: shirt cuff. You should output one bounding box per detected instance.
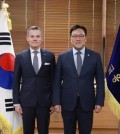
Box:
[14,104,20,107]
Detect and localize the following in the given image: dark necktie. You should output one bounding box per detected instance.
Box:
[33,51,39,74]
[76,51,82,75]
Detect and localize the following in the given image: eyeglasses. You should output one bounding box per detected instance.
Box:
[71,34,85,38]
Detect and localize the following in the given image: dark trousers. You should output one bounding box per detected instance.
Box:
[62,97,93,134]
[22,105,50,134]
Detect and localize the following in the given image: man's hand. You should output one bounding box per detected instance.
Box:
[54,105,61,112]
[15,105,23,116]
[50,106,55,115]
[94,105,102,113]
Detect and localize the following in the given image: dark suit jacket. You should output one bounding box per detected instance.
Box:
[52,48,105,111]
[13,48,55,107]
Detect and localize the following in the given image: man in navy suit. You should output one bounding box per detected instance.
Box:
[13,26,55,134]
[52,25,105,134]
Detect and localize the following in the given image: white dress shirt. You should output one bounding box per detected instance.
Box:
[73,47,85,68]
[30,47,42,69]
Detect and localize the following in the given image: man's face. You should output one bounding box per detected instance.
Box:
[26,29,43,50]
[70,28,87,50]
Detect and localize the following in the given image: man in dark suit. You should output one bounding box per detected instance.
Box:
[52,25,105,134]
[13,26,55,134]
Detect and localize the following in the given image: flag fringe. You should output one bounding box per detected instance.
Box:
[13,125,23,134]
[105,80,120,119]
[0,114,12,134]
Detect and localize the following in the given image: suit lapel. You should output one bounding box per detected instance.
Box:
[68,49,78,76]
[80,48,91,75]
[38,49,46,72]
[25,49,35,74]
[25,49,47,75]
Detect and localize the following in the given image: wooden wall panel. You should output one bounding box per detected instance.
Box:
[70,0,102,53]
[36,0,102,58]
[8,0,35,53]
[5,0,119,133]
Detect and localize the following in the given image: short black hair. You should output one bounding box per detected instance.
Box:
[70,25,87,36]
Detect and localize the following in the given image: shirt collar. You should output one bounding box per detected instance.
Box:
[30,47,41,53]
[73,47,85,55]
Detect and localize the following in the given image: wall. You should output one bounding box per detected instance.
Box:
[7,0,120,133]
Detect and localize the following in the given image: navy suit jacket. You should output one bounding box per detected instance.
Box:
[13,48,55,107]
[52,48,105,111]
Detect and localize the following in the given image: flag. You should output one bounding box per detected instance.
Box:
[106,25,120,119]
[0,11,23,134]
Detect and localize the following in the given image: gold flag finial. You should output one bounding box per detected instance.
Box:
[1,0,12,30]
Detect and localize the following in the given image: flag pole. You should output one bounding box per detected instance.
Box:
[0,1,23,133]
[102,0,106,70]
[118,120,120,134]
